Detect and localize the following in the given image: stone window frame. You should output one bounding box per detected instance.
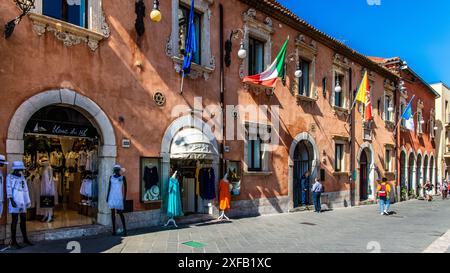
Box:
[29,0,110,51]
[384,144,395,172]
[383,79,396,125]
[243,121,272,175]
[294,34,318,102]
[166,0,215,80]
[332,136,349,174]
[239,8,274,80]
[331,54,350,113]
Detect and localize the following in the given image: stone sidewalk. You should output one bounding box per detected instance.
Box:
[3,198,450,253]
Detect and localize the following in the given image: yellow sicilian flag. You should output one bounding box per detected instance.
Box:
[356,71,369,103]
[355,71,373,121]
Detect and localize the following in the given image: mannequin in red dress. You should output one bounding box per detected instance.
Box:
[218,173,231,221]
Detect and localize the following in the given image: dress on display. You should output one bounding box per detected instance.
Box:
[80,178,93,197]
[107,175,124,210]
[167,177,183,218]
[219,179,231,211]
[6,174,31,214]
[40,166,56,197]
[143,166,159,191]
[200,168,216,200]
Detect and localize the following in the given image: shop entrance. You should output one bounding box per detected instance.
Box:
[23,106,100,232]
[170,159,215,215]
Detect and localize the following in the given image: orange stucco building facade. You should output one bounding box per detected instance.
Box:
[0,0,412,242]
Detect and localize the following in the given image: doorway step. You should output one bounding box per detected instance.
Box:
[24,225,110,242]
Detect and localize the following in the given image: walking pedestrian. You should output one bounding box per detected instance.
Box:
[424,181,433,202]
[311,177,324,213]
[441,180,448,200]
[299,171,311,206]
[377,178,391,215]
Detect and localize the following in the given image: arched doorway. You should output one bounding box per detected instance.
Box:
[359,149,369,201]
[160,115,219,216]
[408,152,415,197]
[423,155,429,185]
[429,156,435,192]
[293,140,314,208]
[416,154,422,196]
[6,89,116,232]
[400,150,407,201]
[288,132,320,211]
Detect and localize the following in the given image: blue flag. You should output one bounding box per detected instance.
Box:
[401,95,415,131]
[182,0,197,76]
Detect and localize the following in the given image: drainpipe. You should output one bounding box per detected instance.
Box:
[349,67,354,207]
[219,4,225,177]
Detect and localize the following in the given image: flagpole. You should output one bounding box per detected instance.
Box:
[180,70,185,95]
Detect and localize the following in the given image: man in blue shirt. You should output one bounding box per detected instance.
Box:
[311,178,324,213]
[299,171,310,206]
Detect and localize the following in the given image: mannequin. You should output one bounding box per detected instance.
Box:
[106,165,127,236]
[218,172,231,221]
[7,161,33,249]
[39,158,57,222]
[165,170,182,227]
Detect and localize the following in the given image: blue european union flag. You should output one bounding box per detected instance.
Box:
[182,0,197,76]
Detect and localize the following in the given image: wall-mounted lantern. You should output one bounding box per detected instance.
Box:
[225,29,246,67]
[4,0,35,39]
[150,0,162,22]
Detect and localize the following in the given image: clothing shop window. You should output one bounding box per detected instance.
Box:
[248,37,265,75]
[334,143,345,172]
[384,93,394,122]
[178,4,202,65]
[140,157,162,203]
[298,59,311,97]
[334,73,345,108]
[43,0,87,28]
[385,148,393,172]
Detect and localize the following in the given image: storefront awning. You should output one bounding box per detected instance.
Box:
[170,128,218,160]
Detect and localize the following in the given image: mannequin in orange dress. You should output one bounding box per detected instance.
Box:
[218,173,231,221]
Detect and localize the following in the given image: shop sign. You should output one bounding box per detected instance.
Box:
[25,121,97,138]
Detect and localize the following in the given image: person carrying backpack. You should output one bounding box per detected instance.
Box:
[377,178,391,216]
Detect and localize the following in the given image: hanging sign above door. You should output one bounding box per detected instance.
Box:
[24,120,98,138]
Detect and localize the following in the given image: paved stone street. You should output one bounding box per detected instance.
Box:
[3,198,450,253]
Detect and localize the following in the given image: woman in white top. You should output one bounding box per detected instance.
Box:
[106,165,127,236]
[7,161,33,248]
[39,157,57,222]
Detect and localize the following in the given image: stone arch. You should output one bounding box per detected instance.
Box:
[356,142,376,201]
[6,89,117,226]
[160,115,219,215]
[400,146,408,191]
[288,132,320,211]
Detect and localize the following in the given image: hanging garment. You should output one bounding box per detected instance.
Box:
[78,150,87,168]
[59,138,75,155]
[219,179,231,211]
[0,170,4,216]
[107,175,124,210]
[86,150,98,171]
[40,166,56,197]
[167,177,183,218]
[143,166,159,191]
[6,174,31,214]
[80,179,93,197]
[201,168,216,200]
[26,173,36,209]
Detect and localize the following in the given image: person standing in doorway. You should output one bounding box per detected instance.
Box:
[441,180,448,200]
[377,178,391,215]
[311,178,324,213]
[300,171,311,206]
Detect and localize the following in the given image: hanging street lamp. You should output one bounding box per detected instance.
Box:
[150,0,162,23]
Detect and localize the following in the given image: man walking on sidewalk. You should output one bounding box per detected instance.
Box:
[377,178,391,215]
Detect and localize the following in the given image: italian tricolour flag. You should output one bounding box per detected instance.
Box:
[243,38,289,88]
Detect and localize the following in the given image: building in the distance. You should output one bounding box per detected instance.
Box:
[432,82,450,185]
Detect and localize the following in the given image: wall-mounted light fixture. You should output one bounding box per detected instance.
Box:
[4,0,35,39]
[225,29,245,67]
[335,78,342,93]
[150,0,162,23]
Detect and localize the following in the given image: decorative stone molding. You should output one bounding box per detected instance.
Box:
[333,53,350,69]
[293,34,318,100]
[168,0,215,80]
[29,0,109,52]
[240,8,274,81]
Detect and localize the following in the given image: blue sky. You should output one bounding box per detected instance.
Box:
[278,0,450,85]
